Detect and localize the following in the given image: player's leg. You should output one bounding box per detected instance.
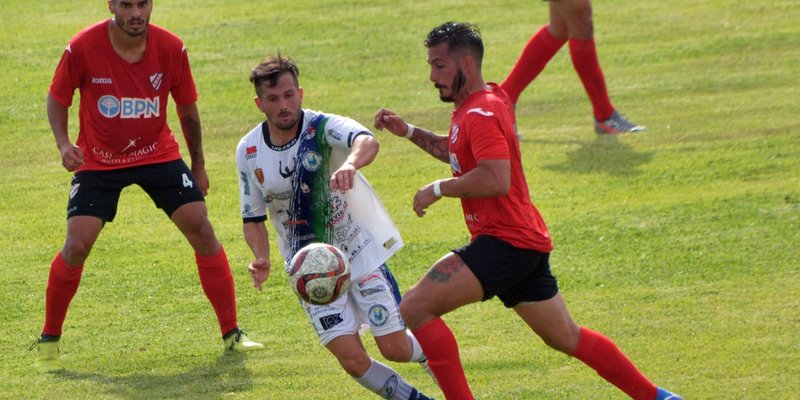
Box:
[144,160,261,351]
[358,265,434,385]
[363,265,426,363]
[34,170,119,372]
[500,3,567,105]
[555,0,644,133]
[312,293,433,400]
[515,293,666,400]
[400,252,483,400]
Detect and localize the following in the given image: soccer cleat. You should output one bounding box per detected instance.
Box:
[419,359,439,386]
[223,329,264,352]
[656,387,683,400]
[30,338,64,373]
[594,110,645,134]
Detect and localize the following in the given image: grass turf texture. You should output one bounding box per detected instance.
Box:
[1,0,798,398]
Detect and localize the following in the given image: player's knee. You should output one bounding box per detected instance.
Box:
[399,293,427,329]
[541,327,580,354]
[378,342,411,363]
[337,352,372,377]
[61,241,91,266]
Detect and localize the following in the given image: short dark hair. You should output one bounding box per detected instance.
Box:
[424,21,484,65]
[249,54,299,97]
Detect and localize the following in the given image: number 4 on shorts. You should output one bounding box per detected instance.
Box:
[182,173,194,188]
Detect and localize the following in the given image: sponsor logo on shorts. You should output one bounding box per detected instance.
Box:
[69,183,80,199]
[319,313,344,331]
[358,273,380,287]
[368,304,389,326]
[359,287,385,297]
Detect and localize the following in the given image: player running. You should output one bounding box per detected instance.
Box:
[502,0,644,134]
[237,55,435,400]
[374,21,681,400]
[31,0,263,372]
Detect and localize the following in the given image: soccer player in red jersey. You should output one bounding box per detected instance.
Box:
[31,0,263,372]
[501,0,645,134]
[374,22,681,400]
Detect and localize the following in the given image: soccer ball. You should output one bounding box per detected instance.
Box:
[288,243,351,305]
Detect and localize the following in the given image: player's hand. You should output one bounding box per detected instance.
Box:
[330,162,356,192]
[412,181,440,217]
[248,258,271,291]
[374,108,408,138]
[191,164,210,196]
[59,143,84,172]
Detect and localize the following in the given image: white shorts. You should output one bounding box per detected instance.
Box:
[300,264,407,346]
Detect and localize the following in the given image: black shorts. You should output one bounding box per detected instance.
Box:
[453,235,559,308]
[66,159,205,222]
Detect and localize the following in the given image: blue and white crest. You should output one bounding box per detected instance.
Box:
[301,151,323,172]
[368,304,389,326]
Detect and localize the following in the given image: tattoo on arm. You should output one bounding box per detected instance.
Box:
[425,260,464,283]
[410,129,450,163]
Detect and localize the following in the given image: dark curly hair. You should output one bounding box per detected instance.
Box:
[424,21,484,66]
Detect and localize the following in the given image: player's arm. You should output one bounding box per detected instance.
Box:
[374,108,449,163]
[243,221,271,291]
[413,159,510,217]
[47,94,83,172]
[330,133,378,192]
[176,102,209,195]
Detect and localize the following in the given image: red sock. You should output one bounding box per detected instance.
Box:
[196,245,238,335]
[568,38,615,121]
[412,317,474,400]
[42,252,84,337]
[501,25,566,104]
[572,326,658,400]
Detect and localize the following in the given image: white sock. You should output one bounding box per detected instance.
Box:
[353,358,416,400]
[406,330,427,363]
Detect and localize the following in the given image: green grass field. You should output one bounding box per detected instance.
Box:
[2,0,798,398]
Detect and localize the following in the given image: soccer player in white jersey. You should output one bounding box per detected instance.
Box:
[236,55,435,400]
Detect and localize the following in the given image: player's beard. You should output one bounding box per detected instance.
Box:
[271,108,302,131]
[115,16,149,37]
[438,69,466,103]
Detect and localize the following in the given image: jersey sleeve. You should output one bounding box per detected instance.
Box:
[324,114,374,150]
[48,45,82,107]
[466,111,510,162]
[170,45,198,105]
[236,139,268,222]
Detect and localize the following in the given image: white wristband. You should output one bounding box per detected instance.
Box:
[405,123,415,139]
[432,179,443,198]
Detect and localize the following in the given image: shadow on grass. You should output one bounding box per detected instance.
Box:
[52,351,255,399]
[540,135,653,177]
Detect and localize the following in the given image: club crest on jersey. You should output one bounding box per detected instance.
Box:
[254,168,265,185]
[450,124,460,144]
[301,151,323,172]
[97,95,159,119]
[149,72,164,91]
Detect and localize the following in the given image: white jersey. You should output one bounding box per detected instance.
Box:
[236,109,403,281]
